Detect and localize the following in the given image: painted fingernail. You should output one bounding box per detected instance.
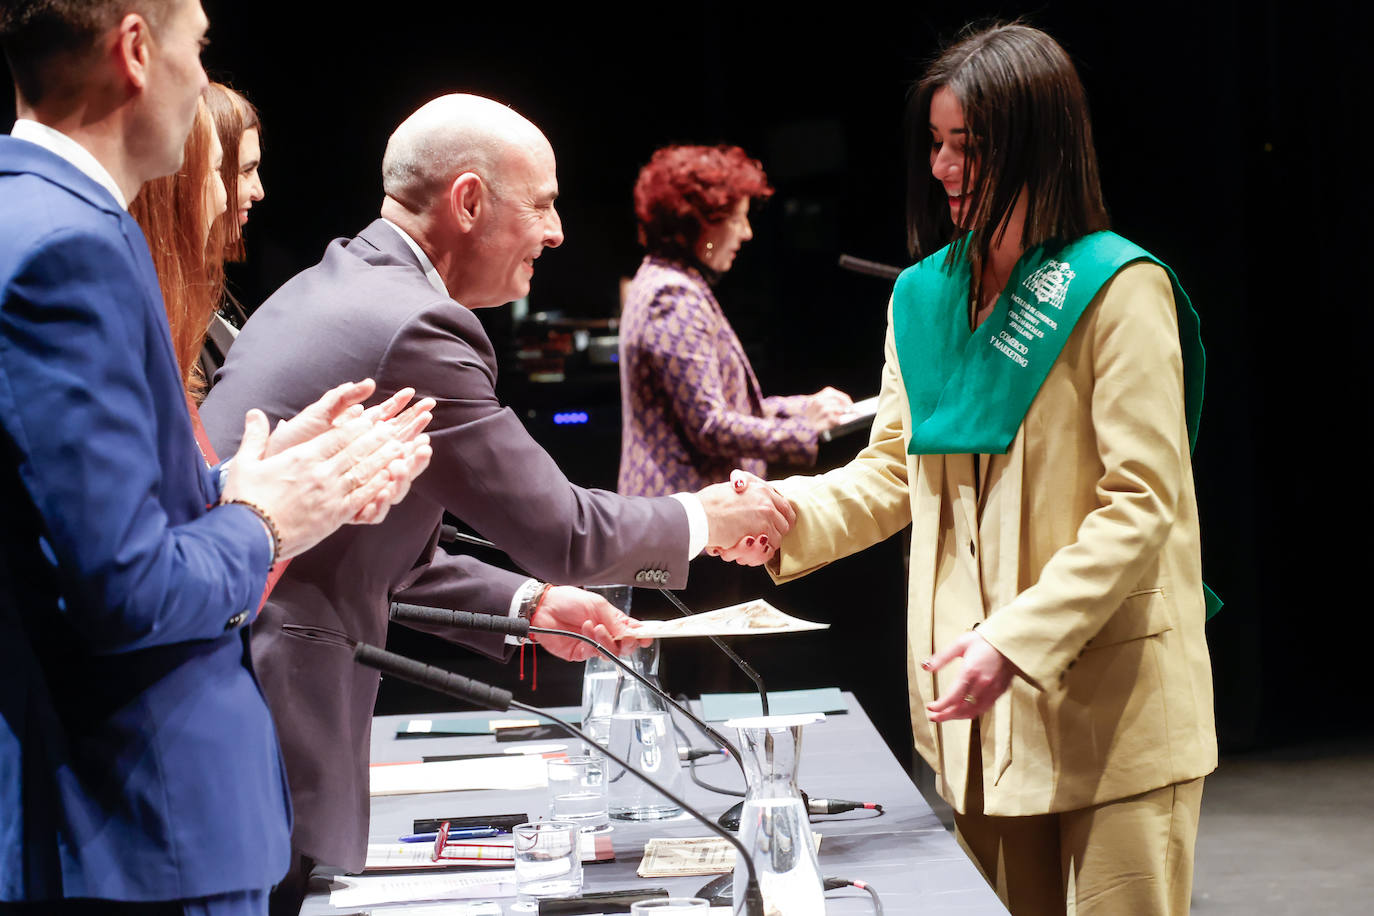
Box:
[920,659,933,670]
[758,535,769,546]
[745,537,755,547]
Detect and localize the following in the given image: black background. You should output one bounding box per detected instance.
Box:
[6,0,1371,759]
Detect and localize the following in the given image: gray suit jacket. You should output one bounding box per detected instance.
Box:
[200,219,690,871]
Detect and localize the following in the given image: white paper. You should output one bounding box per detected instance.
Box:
[328,870,515,907]
[839,395,880,422]
[637,836,736,877]
[365,840,513,871]
[366,833,607,872]
[637,834,822,877]
[362,904,502,915]
[631,600,828,640]
[368,754,547,796]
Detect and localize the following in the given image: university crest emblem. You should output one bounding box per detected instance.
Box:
[1022,259,1076,310]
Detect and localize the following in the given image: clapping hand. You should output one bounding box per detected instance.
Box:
[222,379,435,559]
[263,380,435,522]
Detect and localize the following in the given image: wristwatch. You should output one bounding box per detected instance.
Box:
[514,579,549,622]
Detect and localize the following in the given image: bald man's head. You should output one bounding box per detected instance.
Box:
[381,93,549,214]
[380,93,564,309]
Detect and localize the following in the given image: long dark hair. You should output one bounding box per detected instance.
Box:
[906,23,1110,309]
[204,81,262,263]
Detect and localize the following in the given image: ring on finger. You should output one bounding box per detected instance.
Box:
[962,694,976,704]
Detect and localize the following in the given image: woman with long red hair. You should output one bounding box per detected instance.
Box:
[130,95,228,402]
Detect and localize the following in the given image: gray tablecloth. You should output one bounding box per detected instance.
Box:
[301,693,1008,914]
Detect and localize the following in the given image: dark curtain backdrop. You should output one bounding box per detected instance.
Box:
[6,0,1370,751]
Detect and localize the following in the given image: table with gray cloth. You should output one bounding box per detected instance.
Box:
[301,693,1008,914]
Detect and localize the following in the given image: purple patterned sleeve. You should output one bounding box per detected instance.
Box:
[639,281,819,465]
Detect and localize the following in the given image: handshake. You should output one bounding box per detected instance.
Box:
[520,468,792,663]
[697,469,794,567]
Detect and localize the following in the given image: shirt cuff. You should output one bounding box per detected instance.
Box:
[670,492,709,558]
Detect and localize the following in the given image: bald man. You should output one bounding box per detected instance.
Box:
[199,94,792,913]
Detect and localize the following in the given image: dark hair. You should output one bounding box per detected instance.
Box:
[906,23,1110,307]
[129,97,224,400]
[634,144,773,263]
[0,0,175,104]
[204,81,261,262]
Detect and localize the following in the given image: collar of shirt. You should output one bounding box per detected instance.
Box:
[10,118,128,210]
[380,218,449,298]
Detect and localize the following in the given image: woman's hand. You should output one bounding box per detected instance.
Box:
[803,386,854,431]
[921,632,1018,721]
[702,470,789,566]
[698,469,795,560]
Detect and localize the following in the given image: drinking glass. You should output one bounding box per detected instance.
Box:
[511,821,582,912]
[606,704,683,820]
[547,755,610,833]
[581,585,633,754]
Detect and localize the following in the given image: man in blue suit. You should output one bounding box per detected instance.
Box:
[0,2,433,912]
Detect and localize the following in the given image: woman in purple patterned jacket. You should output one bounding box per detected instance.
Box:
[618,145,852,497]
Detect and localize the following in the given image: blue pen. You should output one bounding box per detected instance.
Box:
[399,827,502,843]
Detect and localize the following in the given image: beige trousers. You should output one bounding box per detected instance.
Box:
[954,755,1204,916]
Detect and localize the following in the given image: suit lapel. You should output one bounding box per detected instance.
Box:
[711,291,764,411]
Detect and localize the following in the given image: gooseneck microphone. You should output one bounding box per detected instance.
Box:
[428,528,881,830]
[388,601,744,764]
[837,253,902,281]
[352,643,765,916]
[653,587,769,716]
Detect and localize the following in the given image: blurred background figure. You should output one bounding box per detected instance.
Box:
[616,144,853,687]
[617,144,852,498]
[129,95,228,403]
[200,80,264,383]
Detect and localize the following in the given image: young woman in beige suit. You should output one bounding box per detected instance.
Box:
[726,22,1217,916]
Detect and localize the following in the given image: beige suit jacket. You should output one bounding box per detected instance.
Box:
[769,262,1217,816]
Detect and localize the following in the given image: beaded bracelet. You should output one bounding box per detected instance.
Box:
[220,498,282,565]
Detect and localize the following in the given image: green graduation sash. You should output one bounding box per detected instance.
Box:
[892,230,1221,618]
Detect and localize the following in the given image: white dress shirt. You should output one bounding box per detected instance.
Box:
[11,119,128,209]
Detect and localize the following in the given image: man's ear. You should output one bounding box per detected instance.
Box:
[448,171,485,231]
[114,13,153,90]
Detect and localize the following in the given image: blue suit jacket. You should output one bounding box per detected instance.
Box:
[0,136,290,902]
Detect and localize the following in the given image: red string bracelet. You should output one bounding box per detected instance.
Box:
[518,584,555,691]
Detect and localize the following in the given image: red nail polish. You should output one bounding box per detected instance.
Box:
[745,537,755,547]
